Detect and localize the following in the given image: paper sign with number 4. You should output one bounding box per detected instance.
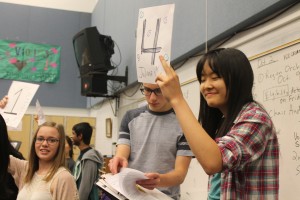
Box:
[136,4,175,84]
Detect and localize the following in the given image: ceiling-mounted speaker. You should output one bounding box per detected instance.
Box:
[81,74,108,97]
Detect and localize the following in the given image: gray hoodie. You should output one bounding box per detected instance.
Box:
[73,148,103,200]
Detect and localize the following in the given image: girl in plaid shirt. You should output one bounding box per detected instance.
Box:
[156,48,279,200]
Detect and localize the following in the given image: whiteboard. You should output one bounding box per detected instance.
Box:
[249,39,300,199]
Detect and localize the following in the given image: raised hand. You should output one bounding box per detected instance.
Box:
[156,56,184,106]
[0,96,8,109]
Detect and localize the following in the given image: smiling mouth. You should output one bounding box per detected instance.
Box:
[205,93,215,98]
[40,149,50,153]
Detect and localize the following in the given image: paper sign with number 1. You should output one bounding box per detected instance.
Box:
[0,81,39,128]
[136,4,175,84]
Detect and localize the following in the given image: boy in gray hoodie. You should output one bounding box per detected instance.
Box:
[72,122,103,200]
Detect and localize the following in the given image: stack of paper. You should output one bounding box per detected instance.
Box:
[96,168,173,200]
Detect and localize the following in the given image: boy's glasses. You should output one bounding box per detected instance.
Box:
[140,87,162,96]
[35,137,59,145]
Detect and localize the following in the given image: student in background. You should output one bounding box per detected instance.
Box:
[109,83,193,200]
[5,120,79,200]
[156,48,279,199]
[72,122,103,200]
[65,135,75,172]
[0,114,24,200]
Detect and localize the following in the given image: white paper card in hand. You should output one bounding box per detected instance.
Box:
[1,81,39,128]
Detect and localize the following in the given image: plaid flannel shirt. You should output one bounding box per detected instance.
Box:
[209,102,279,200]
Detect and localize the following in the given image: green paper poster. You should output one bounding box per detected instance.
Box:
[0,39,61,83]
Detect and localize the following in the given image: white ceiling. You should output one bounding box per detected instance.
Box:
[0,0,98,13]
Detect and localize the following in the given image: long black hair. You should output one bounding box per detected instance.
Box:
[0,114,10,198]
[196,48,254,139]
[0,114,24,200]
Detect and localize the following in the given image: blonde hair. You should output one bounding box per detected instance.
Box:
[24,122,66,183]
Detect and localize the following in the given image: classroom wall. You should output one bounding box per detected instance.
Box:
[2,1,299,199]
[0,1,295,109]
[91,2,300,200]
[0,2,91,108]
[0,0,98,13]
[89,0,298,152]
[91,0,296,88]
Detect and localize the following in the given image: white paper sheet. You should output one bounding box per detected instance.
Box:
[100,168,173,200]
[0,81,39,128]
[36,99,46,125]
[136,4,175,84]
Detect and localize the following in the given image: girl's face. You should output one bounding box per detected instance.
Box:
[35,126,60,163]
[200,61,228,115]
